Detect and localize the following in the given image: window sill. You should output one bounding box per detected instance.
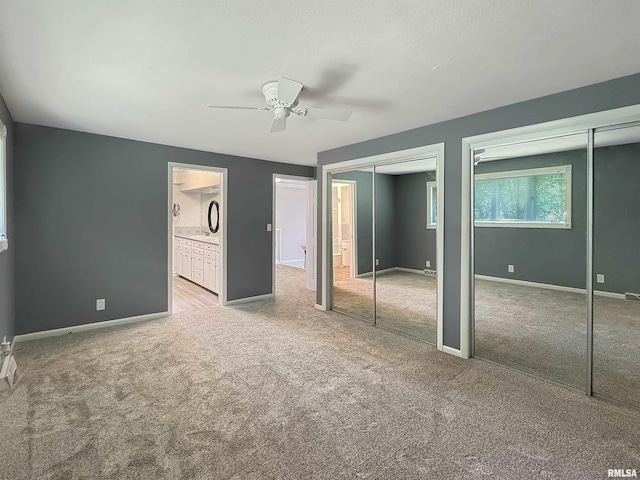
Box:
[0,239,7,253]
[474,222,571,229]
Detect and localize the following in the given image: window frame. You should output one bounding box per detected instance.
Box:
[474,164,572,229]
[426,181,437,229]
[0,120,6,253]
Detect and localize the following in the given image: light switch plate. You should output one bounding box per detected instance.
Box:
[375,259,379,266]
[267,224,272,232]
[596,274,605,284]
[508,265,515,273]
[96,299,105,311]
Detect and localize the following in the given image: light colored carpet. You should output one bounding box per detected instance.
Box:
[333,270,437,344]
[1,265,639,479]
[476,279,640,406]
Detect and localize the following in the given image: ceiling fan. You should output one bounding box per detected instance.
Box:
[207,76,352,133]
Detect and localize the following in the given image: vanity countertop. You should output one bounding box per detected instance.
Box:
[175,234,219,245]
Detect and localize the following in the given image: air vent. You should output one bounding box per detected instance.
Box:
[624,293,640,302]
[424,269,437,277]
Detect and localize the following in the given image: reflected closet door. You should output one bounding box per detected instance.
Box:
[331,169,374,322]
[473,133,588,390]
[592,124,640,406]
[374,160,438,344]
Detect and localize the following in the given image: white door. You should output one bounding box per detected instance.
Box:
[306,180,317,291]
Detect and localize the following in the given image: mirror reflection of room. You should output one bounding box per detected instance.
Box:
[374,159,438,344]
[474,134,588,390]
[331,169,374,322]
[330,158,439,345]
[592,125,640,407]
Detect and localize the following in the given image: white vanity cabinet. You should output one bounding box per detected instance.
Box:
[175,236,219,294]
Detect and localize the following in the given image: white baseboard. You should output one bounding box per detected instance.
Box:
[315,303,327,311]
[357,267,433,278]
[595,290,627,299]
[395,267,427,275]
[475,274,626,299]
[226,293,274,305]
[14,311,169,344]
[441,345,464,358]
[356,267,397,278]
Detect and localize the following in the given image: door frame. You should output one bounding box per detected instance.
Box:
[320,143,445,351]
[272,173,314,297]
[331,179,357,279]
[460,104,640,377]
[168,162,229,311]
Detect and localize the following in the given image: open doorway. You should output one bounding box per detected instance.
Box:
[273,174,315,297]
[168,163,227,314]
[331,180,356,282]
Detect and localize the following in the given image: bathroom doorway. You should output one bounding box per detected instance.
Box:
[168,163,228,314]
[331,180,356,282]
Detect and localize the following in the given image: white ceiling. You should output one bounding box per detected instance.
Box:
[1,1,639,167]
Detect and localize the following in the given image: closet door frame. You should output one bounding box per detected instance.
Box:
[321,143,445,350]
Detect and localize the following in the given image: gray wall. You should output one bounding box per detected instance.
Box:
[393,172,437,271]
[594,142,640,295]
[475,149,587,289]
[318,73,640,350]
[0,92,15,342]
[14,124,314,335]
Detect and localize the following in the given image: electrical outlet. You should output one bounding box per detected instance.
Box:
[426,260,431,268]
[96,299,106,311]
[267,224,272,232]
[508,265,515,273]
[375,259,380,266]
[596,274,605,284]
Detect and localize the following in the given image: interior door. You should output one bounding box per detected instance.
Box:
[592,124,640,406]
[332,171,373,322]
[306,180,317,291]
[374,159,438,344]
[473,133,588,391]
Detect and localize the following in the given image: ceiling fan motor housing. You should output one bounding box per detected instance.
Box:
[262,81,298,109]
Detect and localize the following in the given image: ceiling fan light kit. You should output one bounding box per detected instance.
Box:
[207,76,352,133]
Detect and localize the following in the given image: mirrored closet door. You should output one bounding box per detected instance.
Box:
[592,124,640,407]
[331,168,374,322]
[374,159,438,344]
[473,133,589,390]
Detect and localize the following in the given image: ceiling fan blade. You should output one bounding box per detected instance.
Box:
[207,105,270,111]
[277,76,303,105]
[270,116,287,133]
[304,108,352,122]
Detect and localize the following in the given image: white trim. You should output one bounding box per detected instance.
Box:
[596,290,627,300]
[441,345,463,358]
[226,293,274,305]
[14,312,168,343]
[435,146,445,351]
[475,274,627,299]
[475,274,585,294]
[168,163,228,311]
[315,303,327,311]
[357,267,396,278]
[461,104,640,362]
[474,164,572,229]
[0,119,6,253]
[395,267,427,275]
[321,142,446,351]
